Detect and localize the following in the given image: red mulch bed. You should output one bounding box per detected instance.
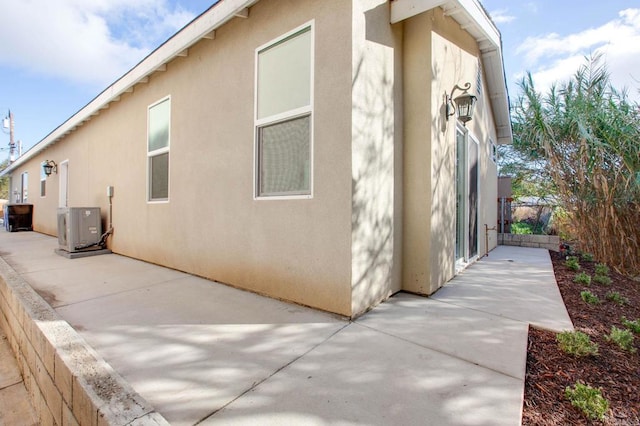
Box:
[522,251,640,425]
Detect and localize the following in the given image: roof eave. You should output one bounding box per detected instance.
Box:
[1,0,259,177]
[391,0,513,145]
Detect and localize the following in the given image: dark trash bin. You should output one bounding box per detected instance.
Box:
[4,203,33,232]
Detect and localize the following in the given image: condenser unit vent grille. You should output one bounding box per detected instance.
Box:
[57,207,101,252]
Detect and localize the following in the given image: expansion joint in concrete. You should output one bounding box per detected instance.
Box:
[194,322,351,425]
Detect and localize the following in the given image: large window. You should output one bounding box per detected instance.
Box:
[148,97,170,201]
[255,24,313,198]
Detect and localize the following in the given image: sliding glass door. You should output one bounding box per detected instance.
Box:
[455,126,479,263]
[455,129,466,263]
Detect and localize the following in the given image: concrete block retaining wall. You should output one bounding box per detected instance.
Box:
[0,257,169,426]
[499,233,560,252]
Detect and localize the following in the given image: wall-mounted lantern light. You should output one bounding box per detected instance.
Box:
[445,82,477,125]
[43,160,57,177]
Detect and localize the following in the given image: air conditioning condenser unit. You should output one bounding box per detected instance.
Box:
[57,207,110,258]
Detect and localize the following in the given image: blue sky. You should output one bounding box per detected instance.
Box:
[1,0,639,161]
[482,0,640,99]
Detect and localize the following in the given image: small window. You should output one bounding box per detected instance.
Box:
[255,24,313,198]
[21,172,28,203]
[476,59,483,98]
[147,97,170,201]
[40,162,46,197]
[490,139,497,163]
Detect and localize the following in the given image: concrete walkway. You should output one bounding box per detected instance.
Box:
[0,327,39,425]
[0,231,573,425]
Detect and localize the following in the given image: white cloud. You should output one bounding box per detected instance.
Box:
[515,8,640,98]
[521,56,586,92]
[489,9,516,24]
[0,0,195,87]
[524,2,538,15]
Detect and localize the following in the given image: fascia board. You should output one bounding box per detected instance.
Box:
[390,0,447,23]
[2,0,258,176]
[391,0,499,47]
[454,0,500,48]
[390,0,512,144]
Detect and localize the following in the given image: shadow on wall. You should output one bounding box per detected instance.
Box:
[428,49,467,291]
[350,2,398,315]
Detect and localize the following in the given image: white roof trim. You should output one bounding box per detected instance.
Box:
[3,0,259,175]
[391,0,513,145]
[3,0,512,178]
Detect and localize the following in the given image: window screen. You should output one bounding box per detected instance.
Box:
[150,152,169,200]
[259,115,310,196]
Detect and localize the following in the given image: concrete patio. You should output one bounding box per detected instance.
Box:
[0,231,573,425]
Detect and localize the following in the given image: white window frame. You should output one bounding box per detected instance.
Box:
[253,21,315,200]
[455,125,468,269]
[59,160,69,208]
[147,96,171,203]
[40,162,46,198]
[469,132,480,262]
[21,172,28,203]
[455,126,481,269]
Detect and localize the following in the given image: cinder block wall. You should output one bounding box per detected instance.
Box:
[0,257,168,426]
[499,234,560,252]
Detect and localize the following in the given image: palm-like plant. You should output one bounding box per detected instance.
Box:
[512,55,640,275]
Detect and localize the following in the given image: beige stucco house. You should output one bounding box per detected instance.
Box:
[1,0,511,318]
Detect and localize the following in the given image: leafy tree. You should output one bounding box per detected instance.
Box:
[498,142,555,201]
[512,55,640,275]
[0,158,8,200]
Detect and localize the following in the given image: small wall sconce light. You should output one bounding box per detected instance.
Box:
[43,160,57,177]
[446,82,478,125]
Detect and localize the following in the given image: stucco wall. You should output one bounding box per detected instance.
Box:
[10,0,355,316]
[402,11,432,295]
[350,0,403,317]
[430,9,499,288]
[9,0,505,316]
[403,8,500,295]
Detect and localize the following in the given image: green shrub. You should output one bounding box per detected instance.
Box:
[566,256,581,271]
[574,272,591,285]
[581,252,594,262]
[511,222,533,235]
[593,275,612,286]
[606,291,629,306]
[595,263,609,276]
[565,382,609,421]
[556,331,599,356]
[580,291,600,305]
[622,317,640,334]
[605,326,636,353]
